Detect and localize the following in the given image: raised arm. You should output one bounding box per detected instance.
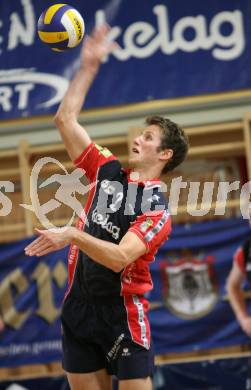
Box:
[54,25,116,161]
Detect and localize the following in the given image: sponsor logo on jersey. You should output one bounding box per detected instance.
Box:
[92,207,120,240]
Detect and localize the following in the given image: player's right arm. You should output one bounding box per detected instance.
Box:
[54,25,116,161]
[226,248,251,336]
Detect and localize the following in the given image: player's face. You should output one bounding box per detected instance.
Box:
[129,125,164,168]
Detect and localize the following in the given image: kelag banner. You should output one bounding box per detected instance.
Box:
[0,0,251,120]
[0,218,251,369]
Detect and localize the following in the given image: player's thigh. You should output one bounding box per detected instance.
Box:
[66,369,112,390]
[119,376,152,390]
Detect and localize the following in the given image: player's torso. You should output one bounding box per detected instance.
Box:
[71,159,168,298]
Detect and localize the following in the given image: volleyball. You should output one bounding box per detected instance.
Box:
[37,4,85,51]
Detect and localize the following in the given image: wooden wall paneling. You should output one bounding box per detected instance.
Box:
[18,140,33,237]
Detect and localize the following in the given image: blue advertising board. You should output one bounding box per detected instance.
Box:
[0,0,251,120]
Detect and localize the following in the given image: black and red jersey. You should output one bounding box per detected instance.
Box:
[66,143,171,300]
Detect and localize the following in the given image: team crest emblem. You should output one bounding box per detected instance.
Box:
[160,254,218,319]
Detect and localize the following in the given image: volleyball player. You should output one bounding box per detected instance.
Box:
[25,25,189,390]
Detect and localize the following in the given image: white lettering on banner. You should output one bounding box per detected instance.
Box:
[0,0,35,55]
[0,84,34,112]
[96,5,245,61]
[0,3,245,61]
[0,69,69,112]
[8,0,35,51]
[15,83,34,109]
[0,87,12,112]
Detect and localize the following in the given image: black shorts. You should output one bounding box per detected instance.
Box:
[61,294,154,380]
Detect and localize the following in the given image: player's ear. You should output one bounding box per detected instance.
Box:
[159,149,173,162]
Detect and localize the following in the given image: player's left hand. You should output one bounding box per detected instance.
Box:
[25,227,75,257]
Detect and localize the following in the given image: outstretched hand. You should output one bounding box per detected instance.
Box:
[25,227,75,257]
[80,24,117,72]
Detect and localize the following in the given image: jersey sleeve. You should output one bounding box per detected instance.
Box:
[128,210,171,253]
[74,143,117,182]
[234,246,245,274]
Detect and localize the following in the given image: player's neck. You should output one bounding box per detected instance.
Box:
[130,167,161,182]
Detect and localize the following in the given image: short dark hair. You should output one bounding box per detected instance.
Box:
[146,116,189,174]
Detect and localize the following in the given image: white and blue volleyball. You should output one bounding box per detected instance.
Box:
[37,4,85,51]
